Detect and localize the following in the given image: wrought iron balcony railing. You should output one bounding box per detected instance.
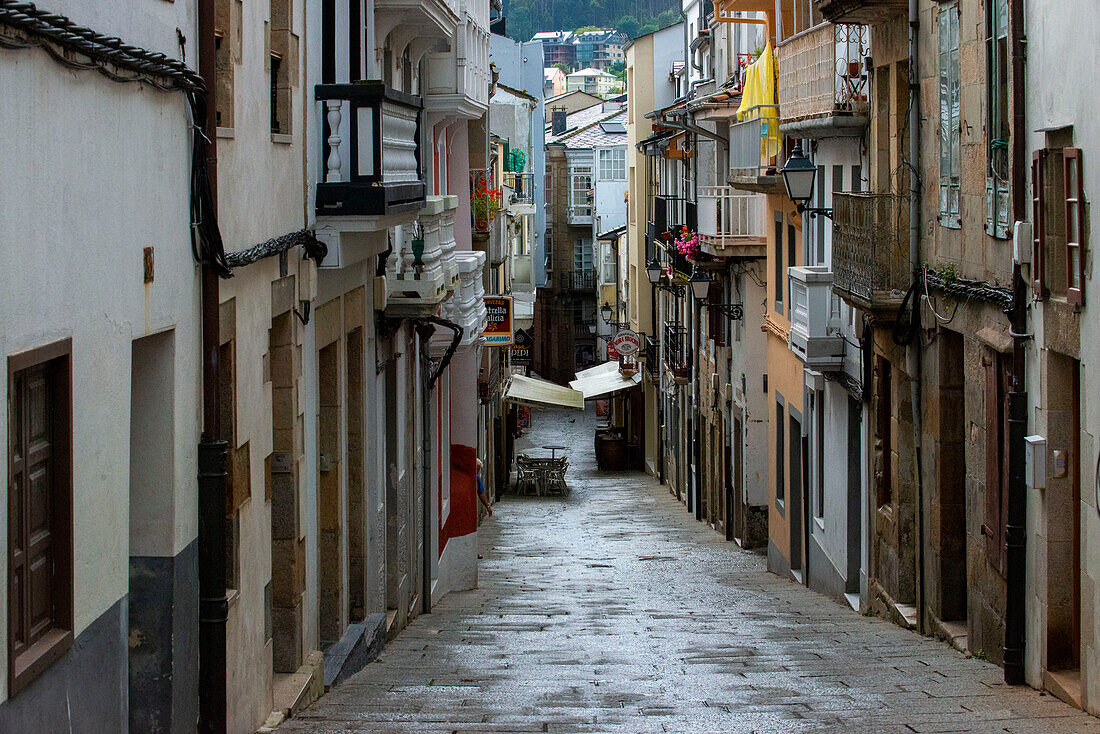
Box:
[831,192,911,312]
[778,23,869,125]
[652,195,696,239]
[663,322,690,380]
[315,82,425,217]
[559,270,596,293]
[644,335,660,379]
[504,172,535,205]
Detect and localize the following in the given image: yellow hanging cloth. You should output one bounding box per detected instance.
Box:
[735,42,781,164]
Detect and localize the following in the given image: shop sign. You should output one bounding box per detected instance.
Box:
[610,329,640,356]
[484,296,514,346]
[511,329,532,365]
[517,406,531,430]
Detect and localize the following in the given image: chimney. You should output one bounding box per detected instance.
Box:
[552,107,567,135]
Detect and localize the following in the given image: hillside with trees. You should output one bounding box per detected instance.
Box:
[505,0,681,44]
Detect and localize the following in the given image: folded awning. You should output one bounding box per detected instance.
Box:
[569,361,642,400]
[505,375,585,409]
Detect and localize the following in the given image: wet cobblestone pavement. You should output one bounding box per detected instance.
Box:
[282,407,1098,733]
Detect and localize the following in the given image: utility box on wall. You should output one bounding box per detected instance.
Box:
[1025,435,1047,490]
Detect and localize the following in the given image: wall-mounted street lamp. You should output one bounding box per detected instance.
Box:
[781,143,833,219]
[689,266,743,321]
[645,256,685,296]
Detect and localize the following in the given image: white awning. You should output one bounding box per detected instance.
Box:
[569,361,642,400]
[505,375,585,410]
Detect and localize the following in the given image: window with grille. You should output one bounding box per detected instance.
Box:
[8,340,73,695]
[938,3,961,228]
[598,148,626,180]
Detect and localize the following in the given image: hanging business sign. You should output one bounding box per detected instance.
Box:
[610,329,640,356]
[483,296,514,346]
[511,329,532,365]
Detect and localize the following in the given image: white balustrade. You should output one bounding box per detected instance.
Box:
[698,187,767,241]
[381,100,420,184]
[325,100,343,183]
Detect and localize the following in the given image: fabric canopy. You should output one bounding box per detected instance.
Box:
[569,361,642,400]
[505,375,585,410]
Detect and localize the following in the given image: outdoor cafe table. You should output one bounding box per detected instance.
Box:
[543,445,566,459]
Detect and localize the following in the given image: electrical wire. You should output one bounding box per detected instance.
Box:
[2,0,231,277]
[922,265,960,325]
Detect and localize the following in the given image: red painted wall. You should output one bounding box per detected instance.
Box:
[440,444,478,555]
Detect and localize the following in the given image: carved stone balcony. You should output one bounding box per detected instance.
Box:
[451,251,487,349]
[831,192,911,315]
[777,23,869,135]
[788,266,845,370]
[697,187,767,258]
[418,196,459,294]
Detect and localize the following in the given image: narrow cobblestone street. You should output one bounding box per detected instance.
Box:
[282,407,1097,733]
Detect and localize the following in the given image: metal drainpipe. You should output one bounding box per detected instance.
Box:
[907,0,926,635]
[1003,0,1029,686]
[197,0,229,732]
[418,324,434,616]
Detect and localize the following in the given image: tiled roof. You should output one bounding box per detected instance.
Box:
[547,108,627,148]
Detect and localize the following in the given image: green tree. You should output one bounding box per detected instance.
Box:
[615,15,640,40]
[553,62,571,76]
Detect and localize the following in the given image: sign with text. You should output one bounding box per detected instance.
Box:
[483,296,514,346]
[610,329,640,356]
[511,329,532,365]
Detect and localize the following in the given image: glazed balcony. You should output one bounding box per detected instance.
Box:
[728,104,784,192]
[788,266,845,370]
[778,23,869,134]
[831,192,911,315]
[814,0,907,25]
[697,187,767,258]
[315,82,424,218]
[425,2,491,118]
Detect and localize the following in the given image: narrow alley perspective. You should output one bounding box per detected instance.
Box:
[280,407,1096,734]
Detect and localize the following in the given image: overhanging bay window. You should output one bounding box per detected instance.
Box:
[315,81,425,217]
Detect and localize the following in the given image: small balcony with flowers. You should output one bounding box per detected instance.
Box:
[777,21,869,136]
[314,82,426,265]
[470,168,504,263]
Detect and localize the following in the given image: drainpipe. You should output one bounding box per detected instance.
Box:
[1003,0,1028,686]
[907,0,926,635]
[197,0,229,731]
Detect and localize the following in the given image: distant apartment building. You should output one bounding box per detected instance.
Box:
[573,29,627,70]
[531,30,576,69]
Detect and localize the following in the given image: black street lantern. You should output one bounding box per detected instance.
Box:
[688,268,711,301]
[781,143,833,218]
[601,302,614,322]
[645,257,662,285]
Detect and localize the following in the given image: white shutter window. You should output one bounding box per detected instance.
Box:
[939,4,961,228]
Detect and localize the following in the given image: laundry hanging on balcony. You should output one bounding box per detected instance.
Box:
[736,42,781,164]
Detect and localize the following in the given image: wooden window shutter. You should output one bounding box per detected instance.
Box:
[982,349,1004,572]
[1064,147,1085,306]
[1032,151,1046,298]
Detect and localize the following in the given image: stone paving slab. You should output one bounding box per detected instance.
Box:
[279,407,1097,733]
